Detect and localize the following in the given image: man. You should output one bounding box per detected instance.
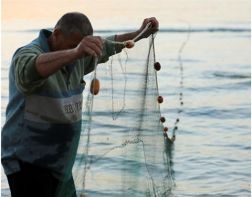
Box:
[2,12,159,197]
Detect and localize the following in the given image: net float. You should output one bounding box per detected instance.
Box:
[171,135,176,142]
[154,62,161,71]
[124,40,135,48]
[157,96,163,103]
[90,78,100,95]
[163,127,168,132]
[160,117,166,123]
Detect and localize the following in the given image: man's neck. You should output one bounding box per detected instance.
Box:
[47,35,55,51]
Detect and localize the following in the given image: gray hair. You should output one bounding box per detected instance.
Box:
[55,12,93,36]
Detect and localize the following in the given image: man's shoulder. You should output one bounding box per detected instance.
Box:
[13,29,51,58]
[13,42,43,58]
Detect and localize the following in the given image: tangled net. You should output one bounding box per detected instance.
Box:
[56,32,176,197]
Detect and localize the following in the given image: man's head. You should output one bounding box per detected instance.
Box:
[49,12,93,51]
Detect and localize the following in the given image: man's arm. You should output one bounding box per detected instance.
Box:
[36,17,159,78]
[36,36,103,78]
[116,17,159,43]
[35,49,78,78]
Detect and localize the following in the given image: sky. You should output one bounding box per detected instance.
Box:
[2,0,251,30]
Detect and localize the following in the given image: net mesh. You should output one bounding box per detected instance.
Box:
[57,34,175,197]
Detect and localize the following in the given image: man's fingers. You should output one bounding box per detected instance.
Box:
[146,17,159,30]
[83,46,100,57]
[85,41,102,56]
[89,36,103,51]
[77,36,103,57]
[86,36,103,56]
[142,17,159,34]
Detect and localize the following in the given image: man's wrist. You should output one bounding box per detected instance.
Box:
[71,47,83,59]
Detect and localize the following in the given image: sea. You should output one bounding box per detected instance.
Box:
[1,0,251,196]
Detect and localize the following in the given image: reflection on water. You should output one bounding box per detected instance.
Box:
[1,22,251,197]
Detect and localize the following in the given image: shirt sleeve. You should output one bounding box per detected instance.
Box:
[98,35,124,64]
[13,47,45,94]
[82,35,124,75]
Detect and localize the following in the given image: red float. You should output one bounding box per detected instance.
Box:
[157,96,163,103]
[154,62,161,71]
[163,127,168,132]
[160,117,166,123]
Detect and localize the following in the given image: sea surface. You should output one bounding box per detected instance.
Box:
[1,1,251,196]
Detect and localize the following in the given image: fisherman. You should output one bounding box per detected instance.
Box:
[1,12,159,197]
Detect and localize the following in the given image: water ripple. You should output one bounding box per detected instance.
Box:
[184,106,250,119]
[212,71,251,79]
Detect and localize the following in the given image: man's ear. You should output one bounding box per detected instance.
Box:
[52,28,63,39]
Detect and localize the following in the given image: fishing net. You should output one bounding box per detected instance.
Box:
[57,33,175,197]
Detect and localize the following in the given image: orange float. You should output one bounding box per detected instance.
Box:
[90,78,100,95]
[124,40,135,48]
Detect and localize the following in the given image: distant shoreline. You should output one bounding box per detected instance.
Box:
[3,27,251,34]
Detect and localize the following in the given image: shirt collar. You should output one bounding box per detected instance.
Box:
[38,29,52,52]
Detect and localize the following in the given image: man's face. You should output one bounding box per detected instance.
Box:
[51,28,88,51]
[55,31,84,50]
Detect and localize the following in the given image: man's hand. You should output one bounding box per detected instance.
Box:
[138,17,159,39]
[114,17,159,45]
[74,36,103,58]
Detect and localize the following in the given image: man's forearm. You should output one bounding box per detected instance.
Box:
[116,18,158,44]
[35,48,78,78]
[115,30,141,43]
